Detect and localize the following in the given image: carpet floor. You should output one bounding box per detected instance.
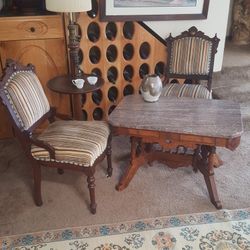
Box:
[0,129,250,237]
[213,65,250,130]
[212,41,250,130]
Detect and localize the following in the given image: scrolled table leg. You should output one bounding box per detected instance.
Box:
[198,146,222,209]
[116,137,146,191]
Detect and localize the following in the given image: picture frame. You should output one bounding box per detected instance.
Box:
[99,0,210,21]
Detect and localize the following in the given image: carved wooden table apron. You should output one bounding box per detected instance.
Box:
[109,95,243,209]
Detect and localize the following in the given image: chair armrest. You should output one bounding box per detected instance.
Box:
[29,135,55,159]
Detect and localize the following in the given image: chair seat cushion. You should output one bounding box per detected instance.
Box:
[31,120,110,167]
[161,83,212,99]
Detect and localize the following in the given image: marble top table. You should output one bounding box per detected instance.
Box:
[109,95,243,209]
[109,95,243,140]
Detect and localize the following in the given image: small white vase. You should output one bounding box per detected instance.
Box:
[140,74,163,102]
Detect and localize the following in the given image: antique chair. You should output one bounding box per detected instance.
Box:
[0,60,112,214]
[161,27,222,168]
[162,26,220,99]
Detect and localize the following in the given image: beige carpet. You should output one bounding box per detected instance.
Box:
[213,65,250,130]
[212,41,250,131]
[0,129,250,237]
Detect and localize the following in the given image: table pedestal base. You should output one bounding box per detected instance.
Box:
[116,137,223,209]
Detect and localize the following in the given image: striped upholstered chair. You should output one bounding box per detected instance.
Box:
[0,60,112,214]
[162,26,220,99]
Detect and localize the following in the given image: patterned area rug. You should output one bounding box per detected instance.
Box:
[1,208,249,250]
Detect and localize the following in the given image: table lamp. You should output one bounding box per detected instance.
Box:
[45,0,92,79]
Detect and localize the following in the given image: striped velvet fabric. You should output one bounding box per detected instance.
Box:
[170,37,212,75]
[4,71,50,130]
[162,83,212,99]
[31,120,110,167]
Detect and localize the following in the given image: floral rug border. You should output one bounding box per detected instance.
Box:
[1,207,250,249]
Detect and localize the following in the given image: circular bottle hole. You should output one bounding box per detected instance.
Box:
[123,84,134,96]
[87,22,100,42]
[170,79,179,84]
[106,45,118,62]
[108,105,116,115]
[123,43,134,61]
[139,42,150,60]
[107,66,118,84]
[123,22,134,40]
[92,89,103,105]
[108,86,118,102]
[87,0,98,18]
[154,62,165,76]
[139,63,149,79]
[89,46,101,64]
[105,22,117,41]
[93,107,103,120]
[82,110,88,121]
[184,79,193,84]
[123,65,134,82]
[91,68,102,77]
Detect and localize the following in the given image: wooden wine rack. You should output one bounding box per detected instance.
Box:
[77,0,167,121]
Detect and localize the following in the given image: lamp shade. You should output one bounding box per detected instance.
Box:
[45,0,92,13]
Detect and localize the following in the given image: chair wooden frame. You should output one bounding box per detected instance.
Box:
[0,59,112,214]
[165,26,220,92]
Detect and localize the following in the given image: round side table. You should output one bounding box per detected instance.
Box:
[47,74,104,120]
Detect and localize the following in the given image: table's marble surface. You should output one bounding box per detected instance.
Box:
[109,95,243,138]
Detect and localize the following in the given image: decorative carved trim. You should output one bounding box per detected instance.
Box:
[227,136,241,151]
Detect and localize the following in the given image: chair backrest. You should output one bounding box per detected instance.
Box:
[165,26,220,91]
[0,60,50,133]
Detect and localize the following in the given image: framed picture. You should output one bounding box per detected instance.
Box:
[99,0,210,21]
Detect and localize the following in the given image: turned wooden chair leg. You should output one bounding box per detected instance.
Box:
[33,163,43,206]
[106,141,113,178]
[87,174,97,214]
